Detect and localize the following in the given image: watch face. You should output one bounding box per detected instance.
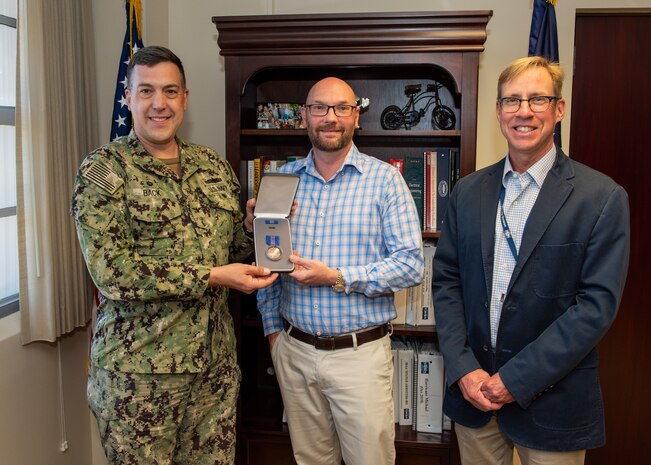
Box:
[333,284,345,293]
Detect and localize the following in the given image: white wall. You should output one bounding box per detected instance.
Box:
[0,313,93,465]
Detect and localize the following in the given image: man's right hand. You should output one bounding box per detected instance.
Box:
[209,263,278,293]
[458,369,503,412]
[267,330,281,351]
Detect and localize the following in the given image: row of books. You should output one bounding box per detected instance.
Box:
[242,156,305,200]
[391,148,460,231]
[391,338,450,433]
[392,241,437,326]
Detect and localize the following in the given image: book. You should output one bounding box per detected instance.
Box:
[390,158,405,175]
[424,150,437,230]
[392,289,408,325]
[450,147,460,192]
[246,160,255,200]
[416,242,437,326]
[414,346,445,433]
[436,148,451,231]
[392,348,399,423]
[404,155,425,229]
[396,342,415,426]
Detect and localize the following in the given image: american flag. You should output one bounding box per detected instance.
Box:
[110,0,144,141]
[529,0,561,147]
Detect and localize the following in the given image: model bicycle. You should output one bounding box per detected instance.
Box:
[380,82,456,130]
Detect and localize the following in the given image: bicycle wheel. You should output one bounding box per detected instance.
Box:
[431,105,456,130]
[380,105,404,130]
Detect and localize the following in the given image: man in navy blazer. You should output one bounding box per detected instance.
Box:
[432,56,630,465]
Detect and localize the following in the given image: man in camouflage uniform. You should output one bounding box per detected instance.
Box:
[71,46,277,465]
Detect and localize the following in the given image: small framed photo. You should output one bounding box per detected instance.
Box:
[256,103,305,129]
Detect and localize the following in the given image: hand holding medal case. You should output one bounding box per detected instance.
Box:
[253,173,300,272]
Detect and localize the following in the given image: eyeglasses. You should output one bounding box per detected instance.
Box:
[305,104,357,117]
[498,96,560,113]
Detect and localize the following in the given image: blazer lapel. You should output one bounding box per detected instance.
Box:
[481,161,504,297]
[508,151,575,288]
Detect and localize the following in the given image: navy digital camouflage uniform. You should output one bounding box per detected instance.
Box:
[71,132,253,465]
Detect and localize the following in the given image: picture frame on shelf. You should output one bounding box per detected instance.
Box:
[256,102,305,129]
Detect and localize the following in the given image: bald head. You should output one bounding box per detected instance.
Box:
[306,77,357,107]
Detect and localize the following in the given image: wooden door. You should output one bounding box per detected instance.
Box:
[570,10,651,465]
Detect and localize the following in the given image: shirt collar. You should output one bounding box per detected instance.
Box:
[303,143,364,179]
[502,145,556,188]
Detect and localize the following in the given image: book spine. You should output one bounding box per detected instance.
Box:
[436,148,451,231]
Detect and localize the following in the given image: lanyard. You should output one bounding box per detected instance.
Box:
[499,186,518,261]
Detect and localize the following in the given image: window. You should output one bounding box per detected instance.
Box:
[0,0,18,318]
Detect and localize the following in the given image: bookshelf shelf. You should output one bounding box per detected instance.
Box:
[213,10,490,465]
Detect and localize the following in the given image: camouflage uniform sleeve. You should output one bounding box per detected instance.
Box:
[213,155,254,263]
[71,150,212,302]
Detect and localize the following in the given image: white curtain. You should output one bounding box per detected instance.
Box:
[17,0,98,343]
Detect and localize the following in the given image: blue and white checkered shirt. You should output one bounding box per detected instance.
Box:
[257,144,424,336]
[489,147,556,348]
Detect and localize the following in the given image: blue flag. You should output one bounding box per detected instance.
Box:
[110,0,144,141]
[529,0,561,147]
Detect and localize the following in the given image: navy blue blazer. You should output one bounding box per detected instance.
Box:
[432,150,630,451]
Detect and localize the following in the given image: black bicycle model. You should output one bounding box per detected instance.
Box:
[380,82,456,131]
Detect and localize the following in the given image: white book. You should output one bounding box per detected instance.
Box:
[392,289,408,325]
[416,243,437,326]
[397,346,415,425]
[415,347,445,433]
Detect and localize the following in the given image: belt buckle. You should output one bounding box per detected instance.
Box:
[315,335,337,350]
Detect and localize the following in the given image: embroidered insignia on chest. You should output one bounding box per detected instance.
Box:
[83,163,122,195]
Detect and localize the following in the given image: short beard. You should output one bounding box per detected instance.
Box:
[307,122,354,153]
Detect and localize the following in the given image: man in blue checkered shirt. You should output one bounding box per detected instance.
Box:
[257,77,423,465]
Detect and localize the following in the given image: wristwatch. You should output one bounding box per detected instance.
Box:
[332,268,346,293]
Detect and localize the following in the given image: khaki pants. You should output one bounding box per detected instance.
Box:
[271,330,395,465]
[455,415,586,465]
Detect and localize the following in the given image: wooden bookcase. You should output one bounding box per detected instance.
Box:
[212,11,491,465]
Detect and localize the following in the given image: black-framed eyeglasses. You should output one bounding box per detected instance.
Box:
[498,96,560,113]
[305,104,357,117]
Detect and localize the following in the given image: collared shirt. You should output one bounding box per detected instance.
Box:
[71,133,253,373]
[257,144,424,336]
[489,147,556,348]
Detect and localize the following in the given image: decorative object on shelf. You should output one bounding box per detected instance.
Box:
[380,82,456,131]
[256,102,305,129]
[356,96,370,111]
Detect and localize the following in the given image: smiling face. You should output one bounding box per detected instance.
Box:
[302,77,359,157]
[497,66,565,171]
[126,61,188,156]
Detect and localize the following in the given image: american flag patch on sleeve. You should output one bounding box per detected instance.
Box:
[83,162,123,195]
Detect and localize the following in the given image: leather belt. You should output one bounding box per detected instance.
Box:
[283,319,388,350]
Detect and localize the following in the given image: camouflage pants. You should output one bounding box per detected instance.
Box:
[88,354,240,465]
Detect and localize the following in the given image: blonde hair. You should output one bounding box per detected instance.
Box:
[497,56,564,98]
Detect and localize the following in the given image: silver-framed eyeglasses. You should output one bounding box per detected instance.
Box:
[305,104,357,117]
[498,96,560,113]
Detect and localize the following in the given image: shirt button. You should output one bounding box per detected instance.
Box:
[313,304,318,310]
[483,345,489,352]
[316,331,322,336]
[315,240,321,246]
[319,211,325,217]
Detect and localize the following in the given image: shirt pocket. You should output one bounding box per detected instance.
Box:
[128,198,186,257]
[189,181,239,244]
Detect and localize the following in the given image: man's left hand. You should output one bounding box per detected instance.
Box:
[288,255,338,286]
[480,373,515,405]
